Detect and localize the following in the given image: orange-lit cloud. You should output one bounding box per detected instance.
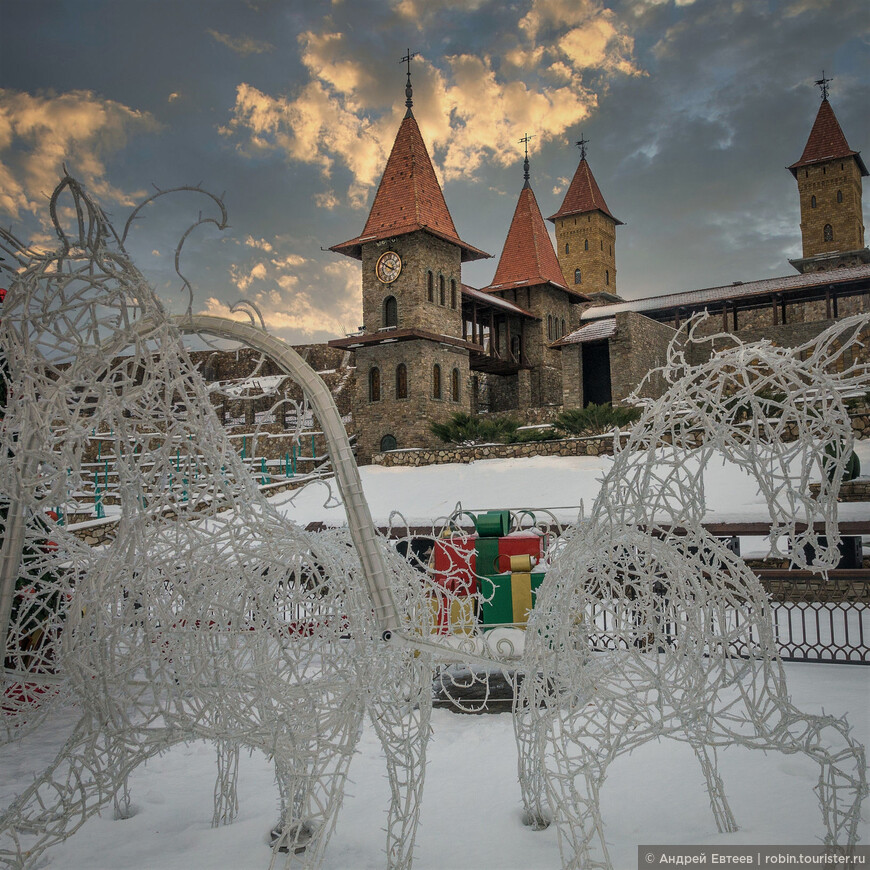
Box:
[221,3,642,209]
[0,89,157,220]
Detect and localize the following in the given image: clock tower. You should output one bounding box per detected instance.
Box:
[329,58,488,463]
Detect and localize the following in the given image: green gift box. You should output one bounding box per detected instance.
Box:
[473,510,510,538]
[479,571,545,628]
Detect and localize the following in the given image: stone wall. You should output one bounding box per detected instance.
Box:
[553,210,617,297]
[609,312,679,403]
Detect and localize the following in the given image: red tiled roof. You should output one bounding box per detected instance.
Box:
[788,100,868,177]
[330,113,489,261]
[481,185,575,297]
[547,158,622,224]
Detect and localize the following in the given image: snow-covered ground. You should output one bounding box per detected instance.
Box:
[1,663,866,869]
[270,441,870,560]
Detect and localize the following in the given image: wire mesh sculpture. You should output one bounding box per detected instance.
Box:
[0,175,866,870]
[516,318,870,868]
[0,177,433,869]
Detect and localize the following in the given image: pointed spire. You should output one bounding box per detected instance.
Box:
[482,180,581,296]
[788,96,868,177]
[401,49,417,118]
[548,142,622,224]
[330,106,488,262]
[519,133,534,189]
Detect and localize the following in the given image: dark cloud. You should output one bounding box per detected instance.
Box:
[1,0,867,339]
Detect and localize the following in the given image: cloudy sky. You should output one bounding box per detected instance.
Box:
[1,0,868,344]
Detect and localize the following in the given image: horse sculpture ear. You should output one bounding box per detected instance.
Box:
[49,174,110,257]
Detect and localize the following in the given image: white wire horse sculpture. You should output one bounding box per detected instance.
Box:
[0,176,433,869]
[516,319,869,868]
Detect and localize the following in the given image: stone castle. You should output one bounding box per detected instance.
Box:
[321,73,868,464]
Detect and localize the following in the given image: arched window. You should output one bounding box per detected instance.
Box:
[450,279,457,309]
[584,239,588,251]
[565,242,569,255]
[451,368,460,402]
[837,189,843,203]
[383,295,398,327]
[432,364,442,399]
[547,315,553,340]
[395,363,408,399]
[824,224,834,242]
[369,367,380,402]
[561,318,566,338]
[574,268,582,284]
[605,270,610,285]
[439,275,446,305]
[427,271,434,302]
[380,434,397,452]
[811,195,817,208]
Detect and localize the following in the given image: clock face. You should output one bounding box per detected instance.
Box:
[376,251,402,284]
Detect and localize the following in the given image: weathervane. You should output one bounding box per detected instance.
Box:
[400,49,418,116]
[519,133,535,187]
[815,70,832,101]
[576,135,589,161]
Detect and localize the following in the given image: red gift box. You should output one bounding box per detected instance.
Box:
[433,535,477,595]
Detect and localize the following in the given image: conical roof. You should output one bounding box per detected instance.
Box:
[482,184,581,296]
[330,113,488,261]
[789,99,868,177]
[548,158,622,224]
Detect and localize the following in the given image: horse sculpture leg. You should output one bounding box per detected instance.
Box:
[713,692,867,850]
[269,704,364,870]
[367,651,432,870]
[514,673,551,830]
[212,739,240,827]
[0,716,167,869]
[687,740,737,833]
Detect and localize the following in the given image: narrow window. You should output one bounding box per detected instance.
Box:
[369,367,380,402]
[837,189,843,203]
[395,363,408,399]
[439,275,445,306]
[450,278,457,309]
[824,224,834,242]
[427,271,433,302]
[811,195,817,208]
[433,364,442,399]
[383,295,397,327]
[605,269,610,285]
[561,318,566,338]
[451,368,460,402]
[565,242,569,255]
[584,239,588,251]
[574,268,582,284]
[600,240,603,251]
[547,315,553,340]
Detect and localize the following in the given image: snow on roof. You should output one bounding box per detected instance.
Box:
[217,374,288,397]
[582,263,870,321]
[555,318,617,346]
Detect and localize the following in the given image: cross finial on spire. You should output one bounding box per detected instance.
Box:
[400,49,418,117]
[576,135,589,161]
[519,133,535,187]
[814,70,833,101]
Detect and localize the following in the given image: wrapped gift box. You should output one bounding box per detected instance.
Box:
[496,530,543,571]
[480,567,545,628]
